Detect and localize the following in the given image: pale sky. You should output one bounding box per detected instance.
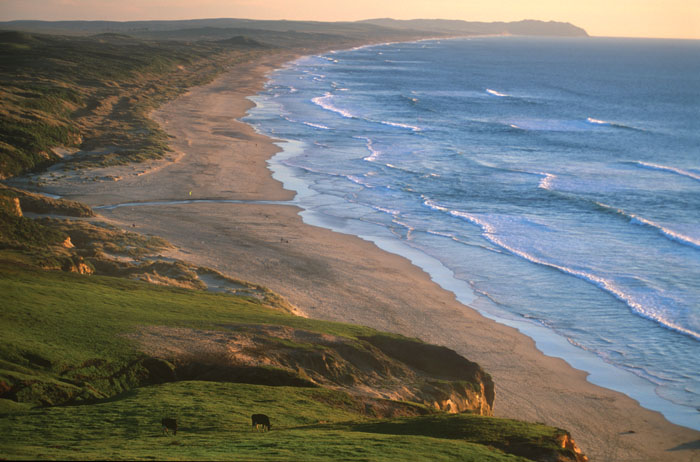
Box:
[1,0,698,39]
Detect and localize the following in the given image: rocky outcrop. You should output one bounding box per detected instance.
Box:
[558,434,589,462]
[125,324,495,415]
[0,196,23,217]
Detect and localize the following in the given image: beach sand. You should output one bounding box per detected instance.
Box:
[54,51,699,461]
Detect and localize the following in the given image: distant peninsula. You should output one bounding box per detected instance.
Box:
[360,18,589,37]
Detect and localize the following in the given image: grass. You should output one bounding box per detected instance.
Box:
[0,260,375,405]
[335,414,572,460]
[0,381,529,461]
[0,261,372,360]
[0,262,582,461]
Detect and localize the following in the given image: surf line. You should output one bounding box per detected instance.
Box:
[94,199,294,210]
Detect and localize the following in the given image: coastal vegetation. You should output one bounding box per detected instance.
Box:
[0,30,271,178]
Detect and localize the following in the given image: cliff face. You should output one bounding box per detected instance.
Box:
[360,335,494,414]
[126,325,495,415]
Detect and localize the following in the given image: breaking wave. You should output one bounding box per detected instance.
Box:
[486,88,509,97]
[634,161,700,182]
[595,202,700,249]
[421,198,700,341]
[311,92,356,118]
[302,121,330,130]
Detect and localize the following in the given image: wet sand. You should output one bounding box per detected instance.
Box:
[50,50,699,461]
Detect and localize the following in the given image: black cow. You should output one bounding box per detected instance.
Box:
[251,413,271,432]
[161,417,177,435]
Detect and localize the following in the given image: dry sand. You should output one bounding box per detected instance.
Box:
[54,51,698,461]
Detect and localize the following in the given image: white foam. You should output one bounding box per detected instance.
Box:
[586,117,609,125]
[422,197,449,212]
[630,218,700,249]
[380,120,422,132]
[41,192,62,199]
[311,92,355,119]
[595,202,700,249]
[392,218,415,236]
[635,161,700,182]
[358,137,381,162]
[372,205,400,215]
[346,175,373,188]
[537,172,557,190]
[486,88,509,97]
[446,210,700,342]
[426,229,455,239]
[302,121,330,130]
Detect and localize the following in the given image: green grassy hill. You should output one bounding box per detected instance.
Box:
[1,381,574,461]
[0,261,584,461]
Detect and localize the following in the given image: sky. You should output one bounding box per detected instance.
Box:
[1,0,698,40]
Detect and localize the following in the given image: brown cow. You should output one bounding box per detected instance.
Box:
[162,417,177,435]
[251,414,271,432]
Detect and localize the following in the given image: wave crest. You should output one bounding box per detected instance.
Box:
[486,88,509,97]
[421,199,700,341]
[311,92,356,119]
[595,202,700,249]
[634,161,700,182]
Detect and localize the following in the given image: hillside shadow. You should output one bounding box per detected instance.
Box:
[668,439,700,451]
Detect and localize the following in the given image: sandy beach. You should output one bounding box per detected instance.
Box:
[47,50,699,461]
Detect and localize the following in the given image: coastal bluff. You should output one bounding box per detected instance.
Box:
[125,325,495,416]
[0,258,588,461]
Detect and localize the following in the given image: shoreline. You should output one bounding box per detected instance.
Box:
[257,44,700,433]
[253,43,700,432]
[267,133,700,429]
[31,46,699,460]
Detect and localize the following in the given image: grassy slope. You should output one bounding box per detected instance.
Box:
[0,263,579,461]
[0,382,526,461]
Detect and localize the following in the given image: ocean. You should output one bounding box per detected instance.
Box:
[244,36,700,430]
